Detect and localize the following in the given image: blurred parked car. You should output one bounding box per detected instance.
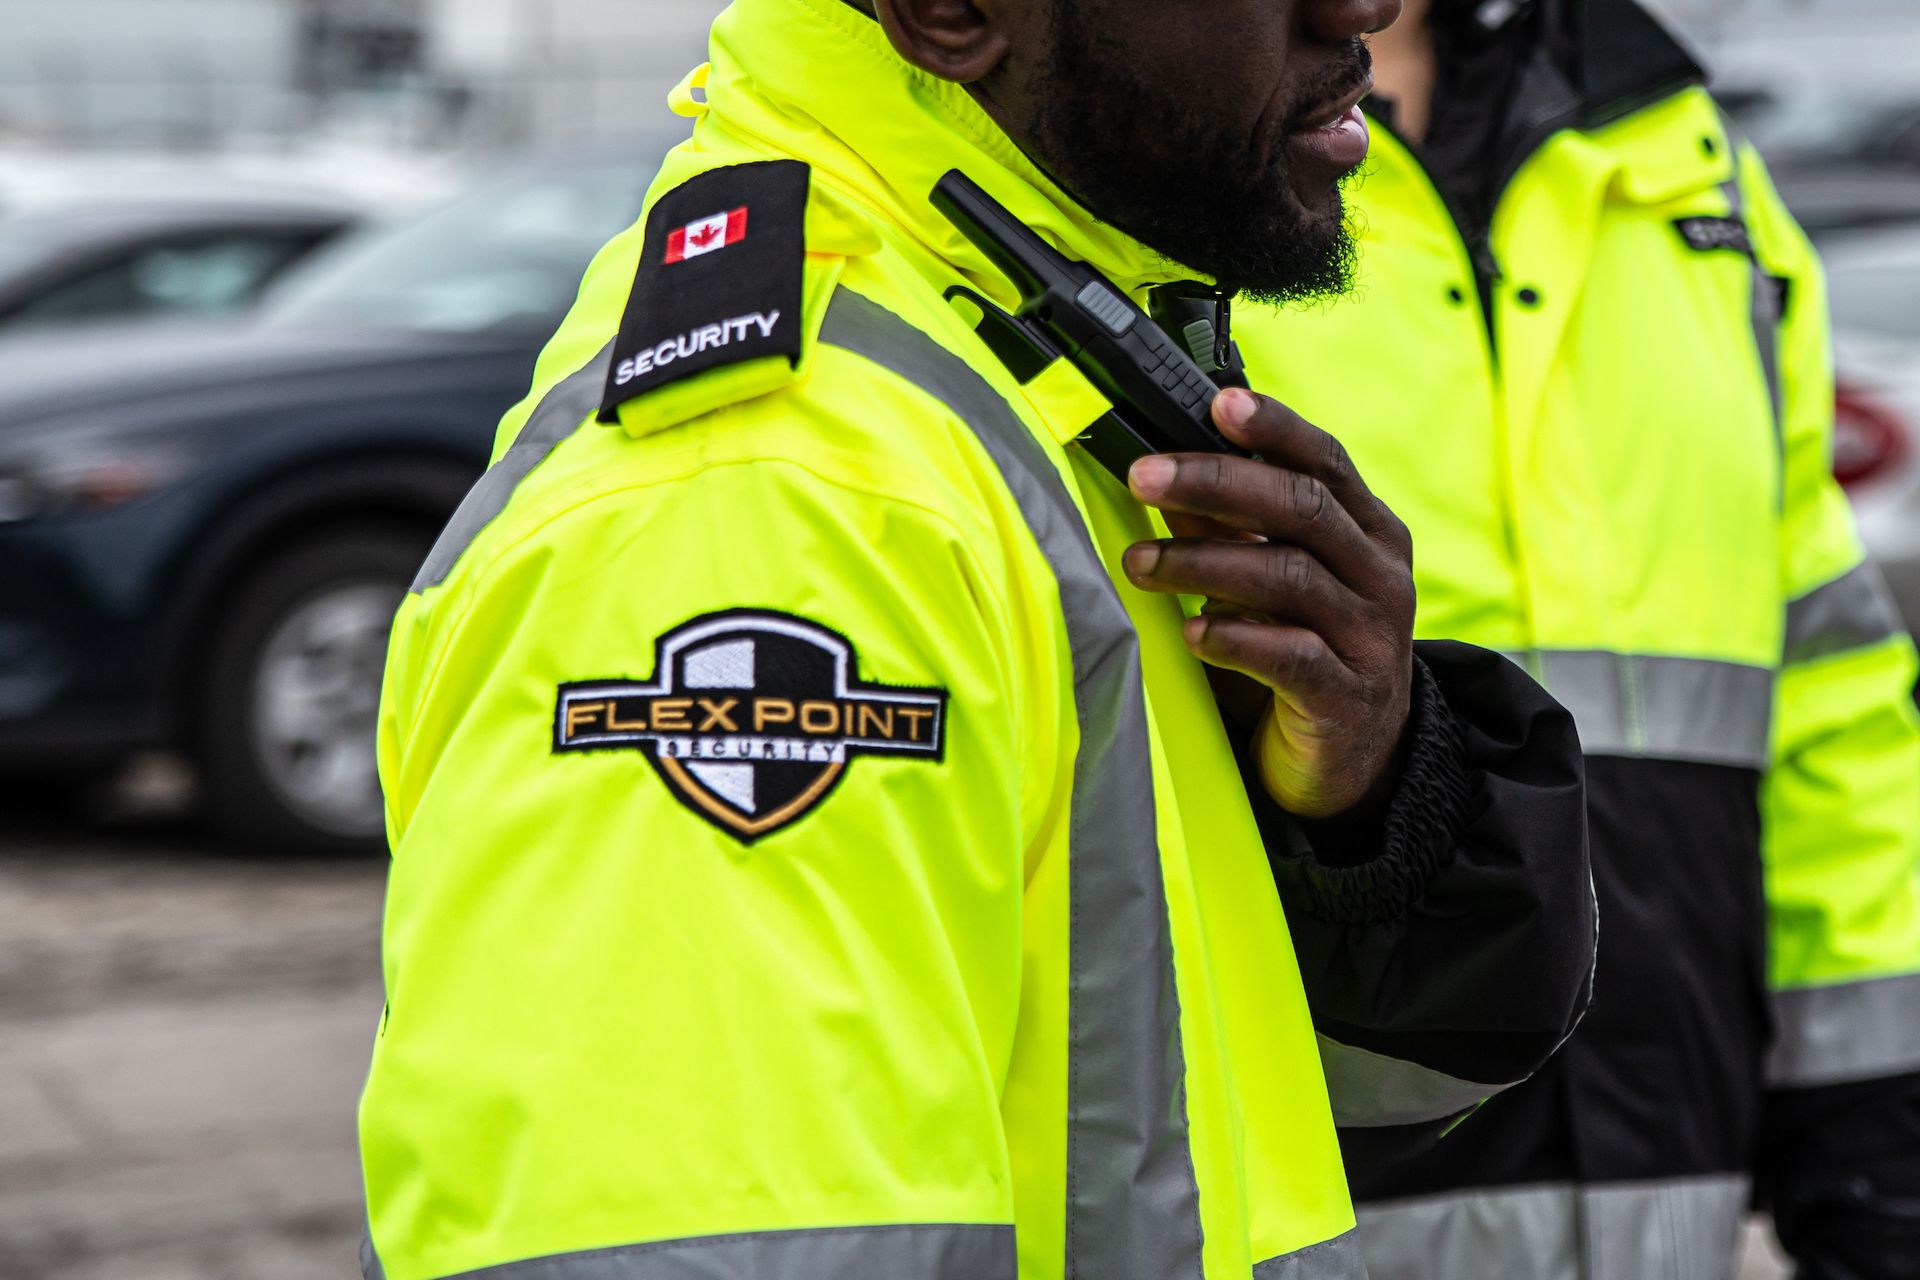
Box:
[1771,167,1920,241]
[1817,226,1920,638]
[0,195,355,334]
[0,147,456,224]
[1742,88,1920,177]
[1705,82,1920,238]
[0,135,672,850]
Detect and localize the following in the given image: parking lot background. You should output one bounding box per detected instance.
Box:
[0,787,379,1279]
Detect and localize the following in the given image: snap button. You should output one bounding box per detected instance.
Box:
[1516,287,1542,308]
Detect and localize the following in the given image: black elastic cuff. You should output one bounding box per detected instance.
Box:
[1275,656,1473,924]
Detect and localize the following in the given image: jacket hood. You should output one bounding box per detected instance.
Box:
[702,0,1204,299]
[1556,0,1704,126]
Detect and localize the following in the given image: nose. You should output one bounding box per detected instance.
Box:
[1303,0,1402,40]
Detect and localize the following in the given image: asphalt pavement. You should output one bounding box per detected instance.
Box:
[0,775,1792,1280]
[0,783,381,1280]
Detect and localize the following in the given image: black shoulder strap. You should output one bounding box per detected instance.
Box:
[599,159,810,422]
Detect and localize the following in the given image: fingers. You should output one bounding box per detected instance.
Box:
[1211,387,1412,557]
[1124,539,1364,647]
[1181,614,1353,711]
[1161,509,1261,543]
[1129,450,1386,588]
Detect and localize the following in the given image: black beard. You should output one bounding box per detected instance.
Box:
[1027,4,1364,306]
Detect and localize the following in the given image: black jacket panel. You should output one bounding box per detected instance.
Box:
[1344,754,1769,1199]
[1256,641,1597,1092]
[1759,1071,1920,1279]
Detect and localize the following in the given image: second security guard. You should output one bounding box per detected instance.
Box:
[359,0,1599,1277]
[1238,0,1920,1275]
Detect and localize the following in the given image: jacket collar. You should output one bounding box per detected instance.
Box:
[1415,0,1705,144]
[702,0,1204,302]
[1565,0,1706,127]
[1390,0,1707,233]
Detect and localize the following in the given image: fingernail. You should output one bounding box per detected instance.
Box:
[1129,454,1176,498]
[1183,615,1210,645]
[1124,543,1162,579]
[1214,388,1256,430]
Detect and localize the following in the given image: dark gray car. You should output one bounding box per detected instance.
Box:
[0,137,671,850]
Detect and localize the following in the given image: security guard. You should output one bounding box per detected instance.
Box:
[359,0,1601,1276]
[1237,0,1920,1275]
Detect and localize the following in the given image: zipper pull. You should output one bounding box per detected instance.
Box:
[1471,238,1504,289]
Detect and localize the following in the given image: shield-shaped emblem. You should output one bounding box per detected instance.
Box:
[555,611,947,842]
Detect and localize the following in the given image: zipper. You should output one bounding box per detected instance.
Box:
[1366,110,1506,358]
[1146,282,1250,389]
[1363,107,1550,649]
[1367,88,1586,359]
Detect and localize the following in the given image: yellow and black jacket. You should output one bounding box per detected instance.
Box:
[357,0,1599,1276]
[1238,1,1920,1276]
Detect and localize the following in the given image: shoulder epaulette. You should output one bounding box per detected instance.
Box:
[598,159,810,427]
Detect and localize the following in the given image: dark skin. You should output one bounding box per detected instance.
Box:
[862,0,1414,818]
[1127,391,1415,819]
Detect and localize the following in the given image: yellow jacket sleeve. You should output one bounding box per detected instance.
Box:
[364,439,1027,1279]
[1742,141,1920,1088]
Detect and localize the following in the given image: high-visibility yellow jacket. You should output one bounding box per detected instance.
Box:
[359,1,1597,1276]
[1237,52,1920,1280]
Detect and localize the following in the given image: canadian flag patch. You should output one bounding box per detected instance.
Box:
[665,207,749,263]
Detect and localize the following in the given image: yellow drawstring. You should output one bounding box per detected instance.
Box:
[668,63,712,119]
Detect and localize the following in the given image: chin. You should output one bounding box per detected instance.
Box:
[1287,178,1348,227]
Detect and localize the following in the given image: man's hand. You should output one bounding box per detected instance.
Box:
[1122,386,1416,819]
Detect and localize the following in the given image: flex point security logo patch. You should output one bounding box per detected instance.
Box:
[555,611,947,842]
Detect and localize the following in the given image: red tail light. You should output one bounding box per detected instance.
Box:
[1834,382,1910,491]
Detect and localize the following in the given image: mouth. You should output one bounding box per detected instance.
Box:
[1291,74,1374,135]
[1284,73,1375,177]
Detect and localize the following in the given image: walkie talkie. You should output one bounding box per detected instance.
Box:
[930,169,1254,483]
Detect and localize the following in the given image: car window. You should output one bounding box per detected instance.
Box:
[0,232,330,330]
[1827,253,1920,341]
[261,158,653,333]
[0,220,68,288]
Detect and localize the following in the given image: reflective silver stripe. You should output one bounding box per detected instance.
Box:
[1768,971,1920,1086]
[431,1223,1014,1279]
[1509,650,1773,770]
[1783,563,1906,666]
[1358,1185,1572,1280]
[1582,1178,1750,1280]
[1252,1229,1368,1279]
[1357,1175,1749,1280]
[1317,1034,1508,1128]
[411,343,615,593]
[1719,163,1783,449]
[819,288,1204,1280]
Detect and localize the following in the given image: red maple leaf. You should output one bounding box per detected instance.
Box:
[689,223,720,248]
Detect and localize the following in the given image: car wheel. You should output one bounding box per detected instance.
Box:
[197,527,425,853]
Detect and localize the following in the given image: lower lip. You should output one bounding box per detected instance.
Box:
[1289,105,1371,172]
